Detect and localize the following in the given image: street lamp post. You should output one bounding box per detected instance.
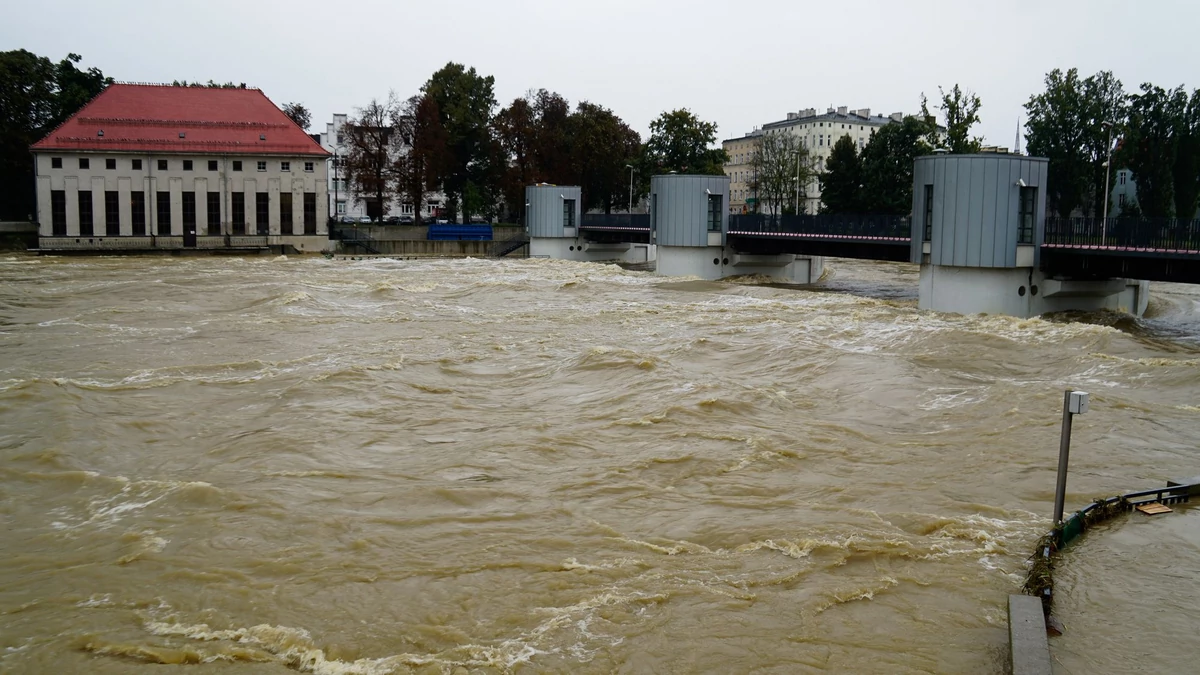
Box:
[332,153,340,224]
[1101,121,1114,247]
[626,164,635,213]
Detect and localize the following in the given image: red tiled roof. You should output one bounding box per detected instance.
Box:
[31,83,329,157]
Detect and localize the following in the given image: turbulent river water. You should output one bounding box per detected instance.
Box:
[1,254,1198,674]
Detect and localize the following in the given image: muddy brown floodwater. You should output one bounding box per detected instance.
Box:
[1,254,1197,674]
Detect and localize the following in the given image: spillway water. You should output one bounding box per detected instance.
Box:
[1,254,1196,673]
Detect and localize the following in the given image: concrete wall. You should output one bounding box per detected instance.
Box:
[337,225,524,241]
[651,175,730,247]
[526,185,582,238]
[911,154,1048,267]
[530,236,653,264]
[34,151,328,237]
[920,265,1149,317]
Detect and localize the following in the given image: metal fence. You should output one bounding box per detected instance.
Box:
[580,214,651,229]
[729,214,911,240]
[1044,216,1200,253]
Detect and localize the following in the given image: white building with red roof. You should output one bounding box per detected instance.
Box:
[31,83,331,252]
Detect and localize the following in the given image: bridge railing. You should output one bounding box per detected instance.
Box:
[729,213,911,240]
[580,214,651,229]
[1044,216,1200,253]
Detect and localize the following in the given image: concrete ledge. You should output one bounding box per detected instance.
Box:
[1008,594,1052,675]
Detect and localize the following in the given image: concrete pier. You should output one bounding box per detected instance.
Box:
[1008,594,1052,675]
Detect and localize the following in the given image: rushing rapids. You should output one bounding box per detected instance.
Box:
[0,254,1197,673]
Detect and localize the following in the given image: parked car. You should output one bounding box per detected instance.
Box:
[338,215,356,224]
[385,216,402,224]
[399,215,415,224]
[358,216,372,224]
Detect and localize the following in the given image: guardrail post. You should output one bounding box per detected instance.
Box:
[1053,390,1089,525]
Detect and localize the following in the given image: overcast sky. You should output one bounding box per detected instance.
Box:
[6,1,1198,148]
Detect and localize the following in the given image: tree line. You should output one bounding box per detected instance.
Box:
[817,73,1200,221]
[340,63,728,224]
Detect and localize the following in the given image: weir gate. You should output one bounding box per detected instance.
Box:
[529,155,1200,318]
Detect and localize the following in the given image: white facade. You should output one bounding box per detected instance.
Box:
[725,106,916,214]
[34,151,328,238]
[318,114,446,222]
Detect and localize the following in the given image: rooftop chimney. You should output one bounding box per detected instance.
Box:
[837,106,848,115]
[890,112,903,122]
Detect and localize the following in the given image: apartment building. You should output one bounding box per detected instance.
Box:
[724,106,910,214]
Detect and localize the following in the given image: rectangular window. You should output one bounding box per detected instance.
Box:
[1118,193,1126,207]
[1018,186,1037,244]
[336,134,343,145]
[132,159,142,170]
[563,199,576,229]
[231,192,246,235]
[105,190,120,235]
[158,159,168,171]
[78,190,93,236]
[280,161,291,172]
[105,158,116,170]
[207,192,220,233]
[257,161,267,172]
[79,158,90,170]
[707,193,723,232]
[304,162,314,172]
[337,201,346,215]
[156,191,171,235]
[232,160,242,172]
[51,190,67,235]
[256,193,269,235]
[923,185,934,241]
[131,191,146,235]
[280,192,293,235]
[183,160,193,171]
[208,160,218,172]
[303,193,317,234]
[51,157,63,169]
[182,192,196,235]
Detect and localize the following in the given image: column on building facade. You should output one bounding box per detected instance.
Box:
[90,177,105,237]
[291,179,304,236]
[118,176,133,236]
[169,177,184,236]
[268,178,282,236]
[65,177,80,236]
[195,177,209,235]
[147,174,158,236]
[36,176,52,236]
[316,177,329,235]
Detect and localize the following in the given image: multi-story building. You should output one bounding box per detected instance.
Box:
[317,114,445,222]
[724,106,916,214]
[722,129,762,213]
[31,84,331,251]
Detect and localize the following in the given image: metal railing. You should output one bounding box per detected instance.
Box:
[729,213,911,240]
[488,232,529,257]
[580,214,651,230]
[1044,216,1200,253]
[328,225,380,254]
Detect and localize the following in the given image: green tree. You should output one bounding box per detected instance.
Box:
[1120,84,1186,217]
[0,50,110,221]
[422,63,498,222]
[1081,71,1128,217]
[569,101,641,213]
[1024,68,1090,217]
[394,94,450,226]
[859,116,936,214]
[643,109,727,176]
[1172,89,1200,219]
[281,102,311,131]
[819,135,863,213]
[922,84,982,154]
